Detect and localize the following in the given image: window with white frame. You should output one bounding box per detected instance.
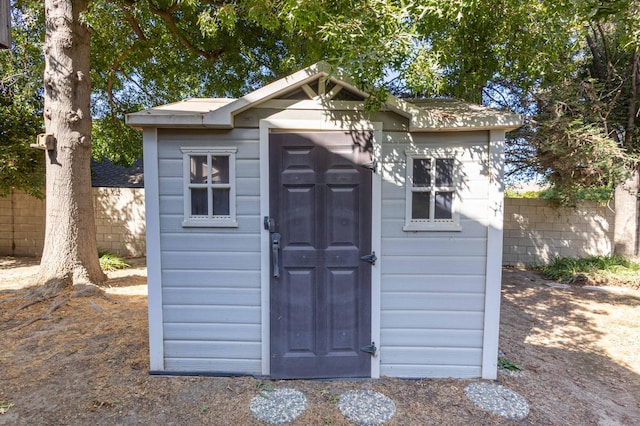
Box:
[181,147,238,227]
[404,150,461,231]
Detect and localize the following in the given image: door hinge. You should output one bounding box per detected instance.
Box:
[362,160,377,173]
[360,252,377,265]
[360,342,377,356]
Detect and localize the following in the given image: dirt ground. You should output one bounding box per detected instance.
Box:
[0,258,639,425]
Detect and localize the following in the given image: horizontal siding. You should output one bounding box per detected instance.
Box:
[162,270,260,287]
[161,251,260,271]
[381,237,487,256]
[382,347,481,366]
[381,292,485,311]
[381,364,481,379]
[381,255,487,275]
[381,274,485,293]
[379,130,490,377]
[381,329,483,347]
[164,323,260,341]
[164,341,261,359]
[160,233,260,252]
[234,106,409,131]
[164,358,261,374]
[163,287,260,306]
[382,311,483,329]
[157,128,262,375]
[163,305,260,324]
[152,126,496,377]
[157,128,259,149]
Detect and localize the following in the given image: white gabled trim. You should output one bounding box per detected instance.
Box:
[482,130,506,380]
[259,118,383,378]
[143,128,165,371]
[205,62,334,127]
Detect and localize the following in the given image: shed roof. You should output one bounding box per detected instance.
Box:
[126,61,521,132]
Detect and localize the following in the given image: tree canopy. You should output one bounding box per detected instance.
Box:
[1,0,639,201]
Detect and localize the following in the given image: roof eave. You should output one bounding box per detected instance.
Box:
[126,113,235,129]
[407,109,523,132]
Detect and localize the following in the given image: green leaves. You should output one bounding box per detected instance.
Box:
[0,2,45,197]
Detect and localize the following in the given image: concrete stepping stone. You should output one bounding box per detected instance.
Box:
[250,387,307,424]
[338,390,396,425]
[464,382,529,420]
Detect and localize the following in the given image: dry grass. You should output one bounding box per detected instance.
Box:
[0,258,638,425]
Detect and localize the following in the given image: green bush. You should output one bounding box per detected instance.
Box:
[99,252,130,272]
[540,255,640,287]
[505,186,613,202]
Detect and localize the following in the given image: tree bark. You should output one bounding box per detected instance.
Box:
[37,0,106,285]
[614,169,640,260]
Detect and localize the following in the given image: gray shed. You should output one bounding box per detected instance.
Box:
[126,62,521,379]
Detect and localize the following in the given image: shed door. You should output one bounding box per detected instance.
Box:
[269,131,373,379]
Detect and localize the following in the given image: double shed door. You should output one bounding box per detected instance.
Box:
[269,131,373,379]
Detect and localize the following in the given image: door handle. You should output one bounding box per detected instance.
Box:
[271,233,281,278]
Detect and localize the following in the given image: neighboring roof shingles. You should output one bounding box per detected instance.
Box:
[91,158,144,188]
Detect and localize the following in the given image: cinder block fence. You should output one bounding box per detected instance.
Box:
[0,192,616,265]
[502,199,615,266]
[0,188,146,257]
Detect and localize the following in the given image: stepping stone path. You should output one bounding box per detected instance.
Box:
[250,382,528,424]
[250,388,396,425]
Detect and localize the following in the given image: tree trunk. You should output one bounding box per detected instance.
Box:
[37,0,106,285]
[614,169,640,261]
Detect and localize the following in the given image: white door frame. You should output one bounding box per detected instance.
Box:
[259,118,383,378]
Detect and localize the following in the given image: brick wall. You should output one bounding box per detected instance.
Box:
[0,188,146,257]
[503,198,615,266]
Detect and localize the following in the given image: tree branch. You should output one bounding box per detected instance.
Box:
[121,6,148,42]
[625,46,638,148]
[595,23,613,80]
[147,2,225,61]
[586,26,607,81]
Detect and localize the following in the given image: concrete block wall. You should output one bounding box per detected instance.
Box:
[0,188,146,258]
[0,190,46,256]
[0,192,618,265]
[93,188,146,257]
[503,198,615,266]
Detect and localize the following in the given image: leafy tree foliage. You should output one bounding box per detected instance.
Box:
[500,0,639,202]
[2,0,638,204]
[0,2,44,197]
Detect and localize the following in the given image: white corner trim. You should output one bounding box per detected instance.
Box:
[143,128,165,371]
[259,122,271,376]
[481,130,506,380]
[370,125,383,379]
[259,118,383,378]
